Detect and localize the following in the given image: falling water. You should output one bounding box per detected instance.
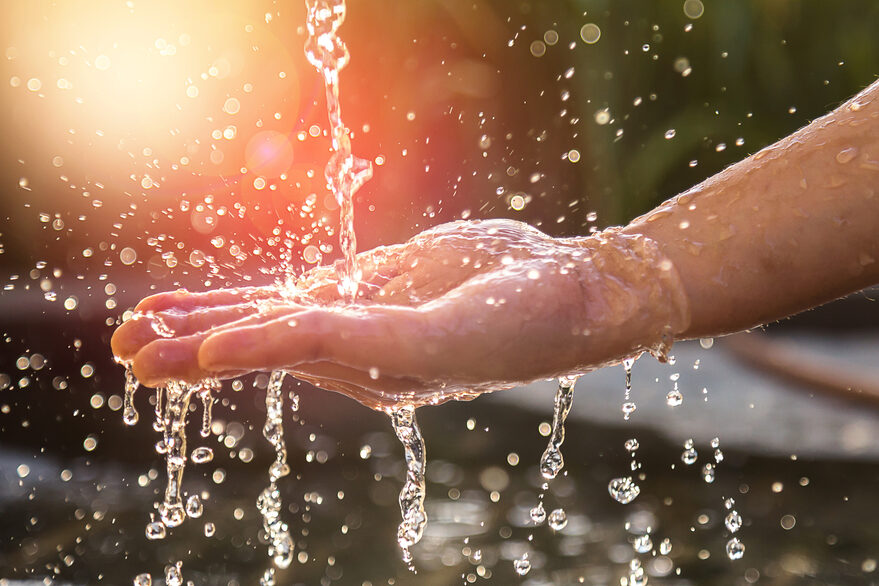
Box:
[122,366,139,426]
[155,380,216,529]
[304,0,373,301]
[257,370,295,586]
[390,405,427,568]
[539,376,577,480]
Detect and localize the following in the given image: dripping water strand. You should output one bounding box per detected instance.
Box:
[257,370,294,585]
[539,376,577,480]
[304,0,373,301]
[621,357,636,420]
[390,405,427,569]
[122,366,139,426]
[521,377,577,572]
[156,381,198,529]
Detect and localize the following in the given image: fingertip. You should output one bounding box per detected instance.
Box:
[134,289,188,312]
[111,316,157,363]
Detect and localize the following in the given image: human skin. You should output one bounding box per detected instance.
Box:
[112,79,879,410]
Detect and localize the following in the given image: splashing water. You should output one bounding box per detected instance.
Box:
[257,370,295,585]
[539,376,577,480]
[304,0,373,301]
[390,405,427,567]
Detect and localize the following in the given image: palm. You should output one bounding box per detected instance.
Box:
[112,220,688,409]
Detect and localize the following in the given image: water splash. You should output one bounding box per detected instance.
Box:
[122,366,139,426]
[304,0,373,301]
[390,405,427,568]
[539,376,577,480]
[257,370,295,585]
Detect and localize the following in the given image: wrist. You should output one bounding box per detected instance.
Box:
[569,228,692,363]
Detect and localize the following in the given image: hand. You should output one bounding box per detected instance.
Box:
[111,219,690,410]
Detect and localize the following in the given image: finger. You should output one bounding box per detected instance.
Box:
[111,303,268,362]
[132,335,208,386]
[292,360,428,405]
[131,334,247,387]
[198,305,435,378]
[129,303,311,385]
[134,286,281,313]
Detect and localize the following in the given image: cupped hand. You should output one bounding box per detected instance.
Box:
[111,219,690,410]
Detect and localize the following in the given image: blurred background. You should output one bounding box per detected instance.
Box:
[1,0,878,584]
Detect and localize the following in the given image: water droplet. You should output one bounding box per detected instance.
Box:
[726,537,745,560]
[133,574,152,586]
[191,446,213,464]
[664,129,676,139]
[164,561,183,586]
[185,494,203,518]
[513,556,532,576]
[204,521,216,537]
[625,438,640,452]
[725,510,742,533]
[714,448,724,463]
[548,508,567,531]
[659,537,673,555]
[622,402,637,419]
[530,502,546,524]
[145,520,166,540]
[724,497,735,510]
[159,501,186,527]
[702,463,716,483]
[836,147,858,164]
[608,477,641,504]
[666,389,683,407]
[633,534,653,553]
[628,559,648,586]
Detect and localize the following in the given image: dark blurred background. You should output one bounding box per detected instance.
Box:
[1,0,878,584]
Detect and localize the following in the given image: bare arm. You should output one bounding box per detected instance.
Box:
[622,79,879,339]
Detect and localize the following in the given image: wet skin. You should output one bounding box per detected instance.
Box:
[112,80,879,410]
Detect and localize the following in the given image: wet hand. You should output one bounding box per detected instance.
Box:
[111,219,689,410]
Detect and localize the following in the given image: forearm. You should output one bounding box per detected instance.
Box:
[622,79,879,339]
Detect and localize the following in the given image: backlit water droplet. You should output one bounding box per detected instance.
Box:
[633,534,653,553]
[530,502,546,524]
[513,556,532,576]
[725,510,743,533]
[164,561,183,586]
[666,388,683,407]
[548,508,568,531]
[608,477,641,504]
[133,573,152,586]
[191,446,214,464]
[726,537,745,560]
